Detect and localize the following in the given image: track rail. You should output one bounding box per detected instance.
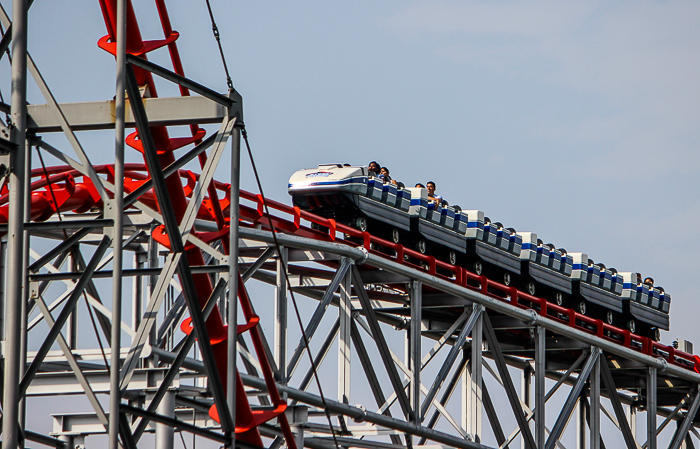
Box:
[10,163,698,378]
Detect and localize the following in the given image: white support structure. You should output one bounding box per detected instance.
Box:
[338,264,352,404]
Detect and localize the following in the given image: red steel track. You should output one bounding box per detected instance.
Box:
[8,0,695,444]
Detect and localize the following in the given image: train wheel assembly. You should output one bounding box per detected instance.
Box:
[503,272,511,286]
[449,251,457,265]
[355,217,368,232]
[392,228,400,243]
[526,281,536,296]
[605,311,614,325]
[416,239,427,254]
[474,261,483,275]
[627,319,636,333]
[555,292,563,306]
[577,301,587,315]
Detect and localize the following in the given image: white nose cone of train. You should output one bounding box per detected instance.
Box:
[288,164,368,195]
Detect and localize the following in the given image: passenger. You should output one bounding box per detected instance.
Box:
[426,181,443,205]
[644,277,654,287]
[368,161,380,177]
[415,183,425,188]
[379,167,398,185]
[396,181,405,189]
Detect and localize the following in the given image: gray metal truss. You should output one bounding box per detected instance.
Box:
[3,4,700,448]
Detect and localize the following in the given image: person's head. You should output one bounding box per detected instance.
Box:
[644,277,654,287]
[426,181,436,196]
[415,183,425,188]
[380,167,390,176]
[368,161,380,173]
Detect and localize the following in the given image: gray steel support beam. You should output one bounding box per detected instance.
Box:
[33,294,109,427]
[226,122,241,447]
[577,393,586,449]
[124,63,233,432]
[338,263,352,404]
[3,1,28,447]
[351,319,403,446]
[599,355,637,449]
[422,309,481,419]
[351,265,413,421]
[648,367,657,449]
[133,279,225,441]
[123,132,218,207]
[242,246,275,282]
[20,236,111,395]
[125,54,234,107]
[155,390,175,449]
[409,280,422,423]
[535,326,546,449]
[420,355,468,444]
[108,0,127,447]
[275,246,288,382]
[521,366,531,449]
[287,257,352,379]
[483,381,508,448]
[546,348,600,449]
[121,404,228,444]
[292,319,339,399]
[26,96,227,132]
[668,389,700,449]
[482,312,536,449]
[241,373,484,449]
[590,348,601,449]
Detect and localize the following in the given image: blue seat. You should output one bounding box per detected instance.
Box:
[381,182,397,207]
[396,188,411,211]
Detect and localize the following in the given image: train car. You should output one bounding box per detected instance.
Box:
[288,163,670,340]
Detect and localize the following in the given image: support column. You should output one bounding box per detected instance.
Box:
[155,390,175,449]
[3,1,29,448]
[647,367,657,449]
[577,392,586,449]
[148,223,159,355]
[132,251,146,334]
[628,403,637,442]
[409,281,422,424]
[464,304,483,443]
[108,0,127,447]
[521,366,531,449]
[534,326,546,449]
[226,124,241,444]
[274,247,288,380]
[338,265,352,404]
[590,348,601,449]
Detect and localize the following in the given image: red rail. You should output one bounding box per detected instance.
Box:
[6,164,699,377]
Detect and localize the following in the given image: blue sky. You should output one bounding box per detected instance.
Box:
[2,0,700,446]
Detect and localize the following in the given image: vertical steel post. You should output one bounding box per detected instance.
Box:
[155,390,175,449]
[647,367,657,449]
[521,366,531,449]
[628,403,636,442]
[148,223,159,357]
[132,251,145,334]
[108,0,126,446]
[338,266,352,404]
[3,1,28,447]
[409,281,422,423]
[274,247,288,380]
[590,348,601,449]
[577,393,586,449]
[464,304,482,443]
[535,326,546,449]
[226,125,241,443]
